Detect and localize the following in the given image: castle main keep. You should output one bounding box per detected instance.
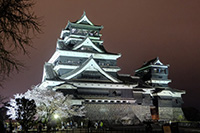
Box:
[40,12,185,124]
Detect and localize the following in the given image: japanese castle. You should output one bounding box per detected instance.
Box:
[40,12,185,124]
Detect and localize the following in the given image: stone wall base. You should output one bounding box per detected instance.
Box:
[159,107,185,121]
[84,103,151,125]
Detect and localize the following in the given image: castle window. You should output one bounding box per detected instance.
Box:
[89,32,93,36]
[112,91,117,96]
[67,60,72,63]
[83,30,88,35]
[81,47,86,50]
[71,28,76,33]
[77,29,82,34]
[175,99,178,104]
[164,69,167,74]
[54,60,58,65]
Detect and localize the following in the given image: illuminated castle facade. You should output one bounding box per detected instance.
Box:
[40,12,185,124]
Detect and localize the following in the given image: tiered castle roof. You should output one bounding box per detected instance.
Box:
[41,12,124,88]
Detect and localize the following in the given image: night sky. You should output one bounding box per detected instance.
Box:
[1,0,200,110]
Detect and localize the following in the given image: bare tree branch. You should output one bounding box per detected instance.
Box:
[0,0,42,86]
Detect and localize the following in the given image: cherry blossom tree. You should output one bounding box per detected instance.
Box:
[7,85,85,127]
[25,86,85,124]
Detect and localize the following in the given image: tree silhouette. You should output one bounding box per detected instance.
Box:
[15,97,36,132]
[0,95,7,120]
[0,0,41,85]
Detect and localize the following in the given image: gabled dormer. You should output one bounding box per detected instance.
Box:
[72,37,104,53]
[135,57,171,88]
[60,56,120,83]
[76,11,94,26]
[64,11,103,31]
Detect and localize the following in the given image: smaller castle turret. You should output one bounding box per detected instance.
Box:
[135,57,171,88]
[135,57,185,121]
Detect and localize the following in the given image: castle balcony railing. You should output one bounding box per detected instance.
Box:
[55,61,119,68]
[70,32,101,38]
[56,62,81,66]
[101,65,120,69]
